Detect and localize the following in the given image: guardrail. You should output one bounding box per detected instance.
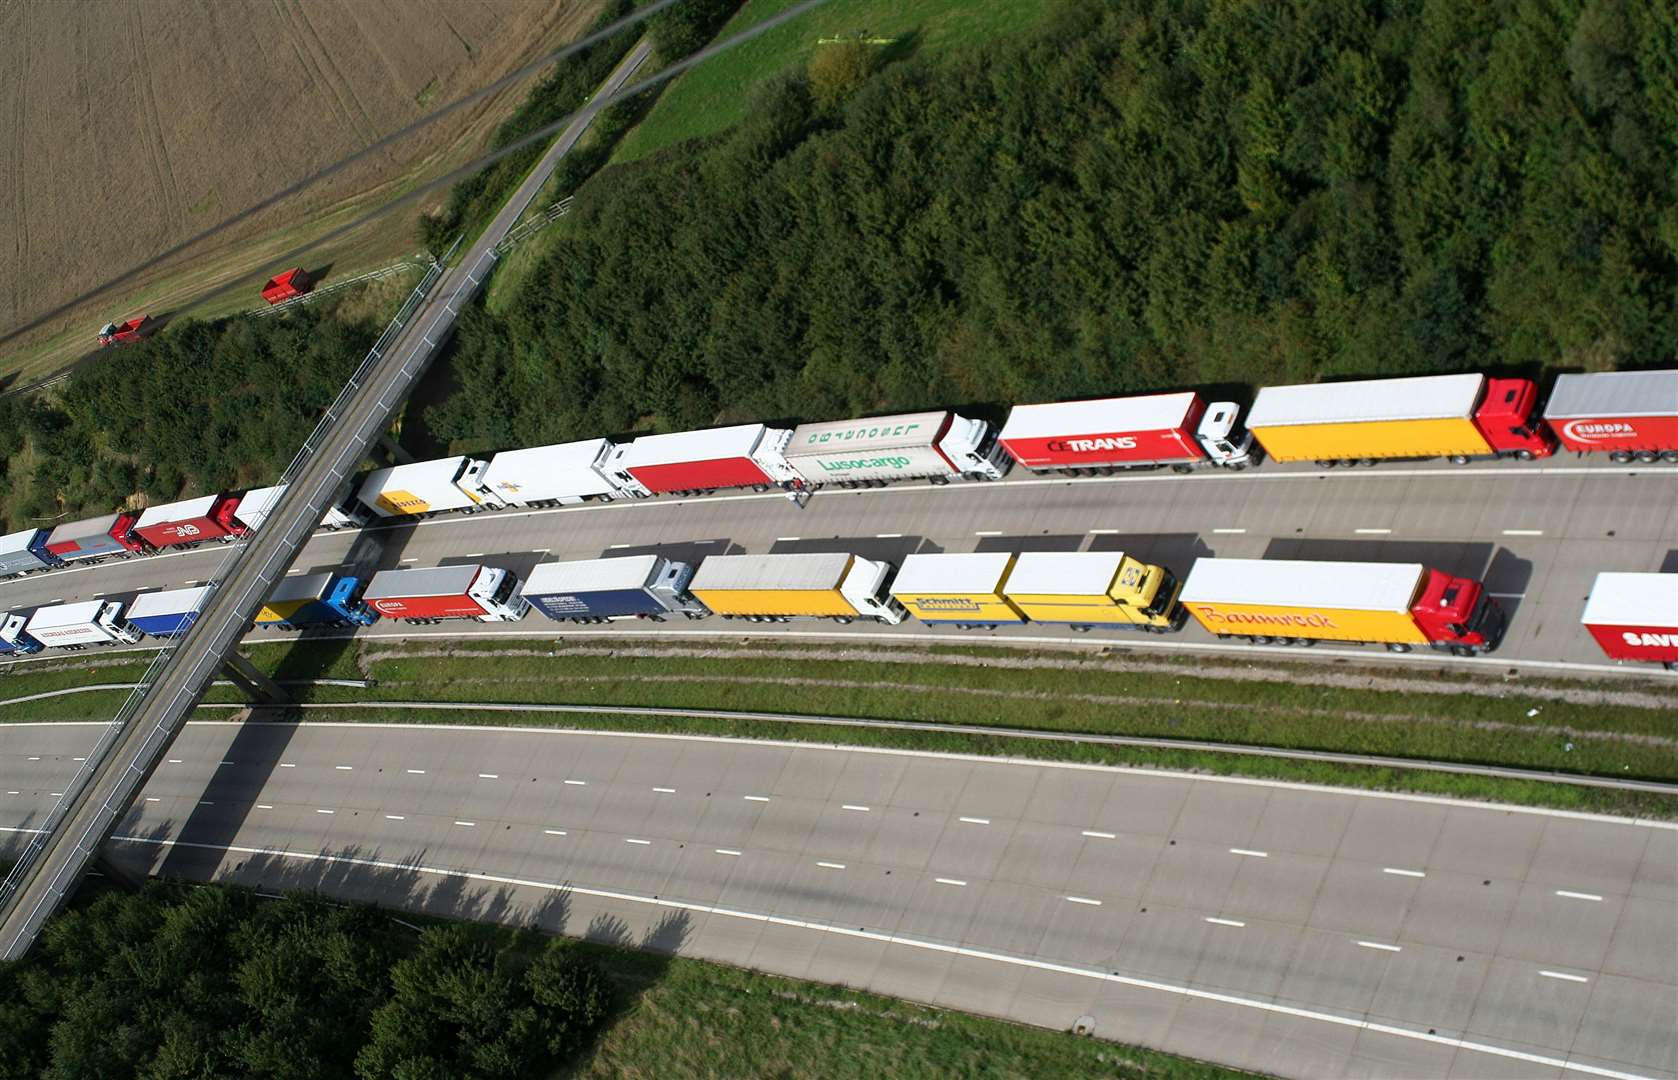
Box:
[495,196,575,254]
[248,258,432,319]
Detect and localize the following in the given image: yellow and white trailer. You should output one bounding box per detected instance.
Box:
[1002,551,1184,630]
[1245,373,1494,463]
[689,552,906,623]
[891,552,1025,626]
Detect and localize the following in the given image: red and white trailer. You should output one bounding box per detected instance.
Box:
[132,492,245,549]
[1543,370,1678,463]
[605,424,799,495]
[363,564,529,622]
[1581,572,1678,671]
[998,392,1253,473]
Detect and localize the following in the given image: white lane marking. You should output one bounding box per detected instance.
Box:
[935,877,967,886]
[1204,917,1246,927]
[1064,895,1102,906]
[316,809,334,815]
[406,768,425,774]
[1502,529,1544,536]
[1383,867,1426,878]
[1555,890,1604,902]
[335,765,353,771]
[959,816,990,825]
[625,838,651,845]
[776,536,801,542]
[1488,592,1526,599]
[1354,528,1392,535]
[385,814,405,820]
[564,779,587,786]
[842,804,870,812]
[455,821,476,827]
[198,800,214,806]
[608,543,633,549]
[400,557,417,563]
[144,796,159,802]
[714,848,741,856]
[218,760,234,766]
[544,829,568,836]
[166,758,180,764]
[875,533,902,539]
[1357,940,1402,952]
[743,795,770,802]
[1082,830,1116,839]
[1229,848,1268,858]
[256,804,273,810]
[73,757,86,762]
[50,792,63,797]
[1212,527,1247,534]
[463,552,486,558]
[280,763,296,768]
[478,773,499,779]
[974,530,1003,537]
[817,861,845,869]
[653,786,676,793]
[1087,528,1120,535]
[26,757,39,761]
[1539,970,1590,984]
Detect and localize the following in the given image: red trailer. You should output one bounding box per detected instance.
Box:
[1543,370,1678,462]
[363,564,528,622]
[605,424,798,496]
[1581,572,1678,670]
[260,268,312,305]
[132,492,245,549]
[96,315,154,348]
[997,392,1254,472]
[43,511,145,561]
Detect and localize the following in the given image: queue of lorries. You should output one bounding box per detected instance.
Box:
[1,369,1675,669]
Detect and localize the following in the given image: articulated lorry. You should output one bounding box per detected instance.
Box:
[522,555,705,622]
[1002,551,1185,631]
[256,573,378,629]
[0,529,60,577]
[124,586,213,638]
[234,483,369,534]
[357,457,502,518]
[479,439,643,506]
[25,600,144,647]
[132,493,245,549]
[44,512,146,563]
[363,564,528,622]
[1180,558,1504,654]
[0,613,42,655]
[999,392,1253,473]
[784,411,1010,487]
[1581,572,1678,670]
[688,552,906,623]
[890,552,1024,627]
[1543,370,1678,463]
[606,424,799,496]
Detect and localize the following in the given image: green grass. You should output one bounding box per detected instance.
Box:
[610,0,1057,165]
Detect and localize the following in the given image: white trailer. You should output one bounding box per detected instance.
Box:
[235,483,369,532]
[604,424,800,496]
[479,439,642,506]
[356,457,502,518]
[25,600,143,647]
[785,410,1010,486]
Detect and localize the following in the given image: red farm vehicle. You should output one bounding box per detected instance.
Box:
[260,267,312,305]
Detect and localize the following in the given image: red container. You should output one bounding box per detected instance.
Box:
[260,268,312,305]
[626,457,772,495]
[998,393,1208,470]
[366,593,486,619]
[1581,572,1678,665]
[1551,413,1678,454]
[132,493,242,549]
[1587,622,1678,663]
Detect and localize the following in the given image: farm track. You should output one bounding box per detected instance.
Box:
[126,1,184,236]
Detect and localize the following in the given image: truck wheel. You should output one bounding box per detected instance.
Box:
[1515,449,1536,461]
[1385,643,1412,653]
[1664,662,1678,672]
[1637,450,1660,463]
[833,616,854,625]
[1316,459,1337,468]
[1172,464,1194,475]
[1449,455,1471,465]
[1662,450,1678,463]
[1610,451,1634,463]
[1226,462,1246,472]
[1358,459,1378,468]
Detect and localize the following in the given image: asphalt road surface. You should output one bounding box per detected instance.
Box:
[5,459,1676,679]
[3,720,1674,1079]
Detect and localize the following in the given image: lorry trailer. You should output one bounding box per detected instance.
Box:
[24,599,144,647]
[125,586,212,638]
[784,411,1010,487]
[999,392,1253,473]
[132,493,245,549]
[1244,374,1553,465]
[479,439,641,506]
[1180,558,1504,654]
[255,572,376,629]
[235,483,369,533]
[44,512,145,563]
[1580,572,1678,670]
[0,529,59,577]
[357,457,501,518]
[688,552,907,623]
[1002,551,1185,630]
[0,613,42,654]
[1542,370,1678,462]
[363,564,528,622]
[606,424,799,496]
[890,552,1024,627]
[521,555,704,622]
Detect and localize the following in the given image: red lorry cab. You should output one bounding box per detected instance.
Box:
[1470,378,1555,459]
[1408,570,1503,650]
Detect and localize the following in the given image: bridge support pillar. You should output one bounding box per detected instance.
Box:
[219,653,290,706]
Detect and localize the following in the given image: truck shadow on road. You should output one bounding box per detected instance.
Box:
[1085,532,1216,568]
[972,533,1084,554]
[768,535,941,565]
[596,539,742,566]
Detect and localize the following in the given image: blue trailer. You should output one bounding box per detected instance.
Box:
[521,555,705,622]
[0,529,60,577]
[255,572,377,629]
[0,613,43,655]
[125,586,212,638]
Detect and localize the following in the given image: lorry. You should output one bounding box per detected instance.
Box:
[25,599,144,647]
[783,411,1011,487]
[124,586,212,638]
[0,529,60,577]
[687,552,907,623]
[1179,558,1505,655]
[1542,370,1678,463]
[363,564,528,622]
[96,315,154,348]
[605,424,800,496]
[1244,373,1554,465]
[44,512,146,563]
[479,439,643,507]
[998,392,1253,474]
[255,572,377,629]
[0,613,43,655]
[356,457,502,518]
[521,555,705,622]
[1002,551,1186,631]
[234,483,370,533]
[890,552,1025,627]
[132,493,246,549]
[1580,572,1678,670]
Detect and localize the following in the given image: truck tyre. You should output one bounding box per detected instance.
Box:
[1662,450,1678,463]
[1357,459,1377,468]
[1637,450,1661,463]
[1515,449,1536,461]
[1385,642,1412,653]
[1172,464,1194,475]
[1610,450,1634,463]
[1664,662,1678,672]
[1227,462,1246,472]
[1316,459,1337,468]
[833,616,854,625]
[1449,455,1471,465]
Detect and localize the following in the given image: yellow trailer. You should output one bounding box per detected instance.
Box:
[1002,551,1184,630]
[688,552,906,623]
[1245,374,1494,462]
[891,552,1026,625]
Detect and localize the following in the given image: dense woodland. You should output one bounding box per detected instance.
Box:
[0,883,609,1080]
[426,0,1676,448]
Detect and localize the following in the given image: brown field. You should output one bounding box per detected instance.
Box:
[0,0,604,385]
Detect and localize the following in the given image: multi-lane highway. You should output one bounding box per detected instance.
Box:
[3,720,1674,1078]
[4,459,1676,678]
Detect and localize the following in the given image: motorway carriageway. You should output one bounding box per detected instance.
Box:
[3,721,1675,1079]
[3,460,1677,678]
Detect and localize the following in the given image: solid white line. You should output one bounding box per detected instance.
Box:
[316,809,334,815]
[544,829,568,836]
[1082,830,1116,839]
[1229,848,1268,858]
[406,768,426,774]
[1064,895,1102,906]
[935,877,967,886]
[385,814,405,820]
[1539,970,1590,984]
[455,821,476,827]
[743,795,770,802]
[1211,527,1247,534]
[715,848,741,856]
[478,773,499,779]
[564,779,587,786]
[1357,940,1402,952]
[1555,890,1604,902]
[653,786,676,793]
[1204,917,1245,927]
[959,816,990,825]
[625,838,651,845]
[842,804,870,812]
[1383,867,1426,878]
[1502,529,1544,536]
[1354,528,1392,535]
[817,861,845,869]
